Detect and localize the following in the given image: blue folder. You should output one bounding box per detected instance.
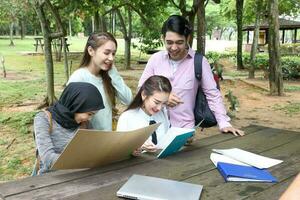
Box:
[157,131,194,158]
[217,162,277,182]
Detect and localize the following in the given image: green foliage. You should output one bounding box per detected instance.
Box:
[225,90,239,111]
[206,51,237,63]
[206,2,236,38]
[281,56,300,80]
[280,43,300,56]
[242,53,269,70]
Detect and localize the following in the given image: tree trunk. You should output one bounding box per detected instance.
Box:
[68,18,72,37]
[34,0,55,106]
[236,0,244,69]
[9,23,15,46]
[95,11,107,33]
[94,11,100,32]
[20,19,25,39]
[100,14,107,32]
[249,0,262,79]
[1,56,6,78]
[197,0,206,54]
[125,8,132,69]
[91,16,95,32]
[268,0,283,96]
[62,37,69,83]
[116,7,131,69]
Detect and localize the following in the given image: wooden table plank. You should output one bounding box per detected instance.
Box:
[1,125,299,200]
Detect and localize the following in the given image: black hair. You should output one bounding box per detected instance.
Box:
[126,75,172,111]
[161,15,192,39]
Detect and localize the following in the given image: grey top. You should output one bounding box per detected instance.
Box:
[34,111,78,174]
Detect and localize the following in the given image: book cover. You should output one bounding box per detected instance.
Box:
[217,162,278,182]
[157,127,194,158]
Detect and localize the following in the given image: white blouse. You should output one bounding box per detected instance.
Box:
[117,107,170,147]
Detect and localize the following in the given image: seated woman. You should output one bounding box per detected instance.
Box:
[33,82,104,175]
[117,75,172,155]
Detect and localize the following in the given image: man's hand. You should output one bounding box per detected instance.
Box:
[221,126,245,136]
[167,92,183,107]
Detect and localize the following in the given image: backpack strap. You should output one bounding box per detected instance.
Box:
[194,51,203,82]
[43,109,53,133]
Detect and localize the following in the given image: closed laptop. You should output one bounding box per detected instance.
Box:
[117,174,203,200]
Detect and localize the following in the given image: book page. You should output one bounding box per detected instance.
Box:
[210,153,250,167]
[157,127,195,149]
[212,148,283,169]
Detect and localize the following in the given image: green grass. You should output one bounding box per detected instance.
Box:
[284,85,300,92]
[0,111,37,135]
[273,102,300,116]
[223,69,248,77]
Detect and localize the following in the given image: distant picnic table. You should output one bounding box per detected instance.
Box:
[33,37,70,53]
[33,37,44,52]
[0,125,299,199]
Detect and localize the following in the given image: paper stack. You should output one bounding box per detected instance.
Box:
[210,148,283,182]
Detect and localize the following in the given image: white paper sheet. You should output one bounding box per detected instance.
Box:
[212,148,283,169]
[210,153,250,167]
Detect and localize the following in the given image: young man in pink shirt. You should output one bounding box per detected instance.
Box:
[138,15,244,136]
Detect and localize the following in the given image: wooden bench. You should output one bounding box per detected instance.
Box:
[0,125,299,199]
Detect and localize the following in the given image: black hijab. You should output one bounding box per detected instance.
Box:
[47,82,104,129]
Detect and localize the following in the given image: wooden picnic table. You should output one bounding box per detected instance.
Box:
[33,37,70,53]
[0,125,299,200]
[33,37,44,52]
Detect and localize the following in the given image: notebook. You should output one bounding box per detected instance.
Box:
[117,174,203,200]
[217,162,277,182]
[157,127,195,158]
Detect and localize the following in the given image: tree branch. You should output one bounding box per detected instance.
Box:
[44,0,66,38]
[103,3,128,16]
[170,0,180,9]
[205,0,209,7]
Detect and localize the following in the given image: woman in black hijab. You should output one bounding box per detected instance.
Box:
[33,82,104,175]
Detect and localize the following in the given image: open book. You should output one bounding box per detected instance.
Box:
[157,127,195,158]
[51,123,159,170]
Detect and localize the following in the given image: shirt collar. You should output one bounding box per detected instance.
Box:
[138,108,151,121]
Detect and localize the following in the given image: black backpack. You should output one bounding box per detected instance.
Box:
[194,52,219,128]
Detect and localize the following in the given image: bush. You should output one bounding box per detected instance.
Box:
[206,51,300,80]
[281,56,300,79]
[280,43,300,56]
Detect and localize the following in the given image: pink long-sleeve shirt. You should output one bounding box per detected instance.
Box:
[138,48,232,129]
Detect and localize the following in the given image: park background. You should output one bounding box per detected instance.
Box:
[0,0,300,182]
